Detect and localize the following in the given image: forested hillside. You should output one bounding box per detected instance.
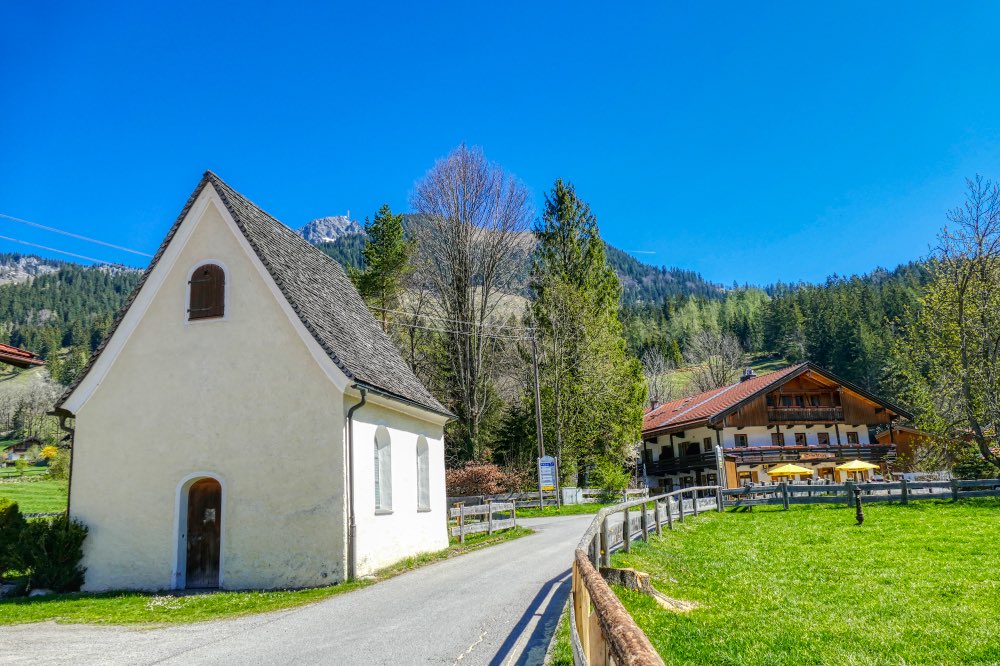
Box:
[0,260,141,382]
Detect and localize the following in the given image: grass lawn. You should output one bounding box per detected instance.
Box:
[0,525,532,625]
[0,478,67,513]
[611,500,1000,665]
[517,502,614,519]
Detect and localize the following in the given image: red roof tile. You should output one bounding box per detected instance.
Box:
[643,363,805,435]
[0,343,43,368]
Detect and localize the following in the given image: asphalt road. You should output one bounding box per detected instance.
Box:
[0,515,591,666]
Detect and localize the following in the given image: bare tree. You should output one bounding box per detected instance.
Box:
[410,145,533,460]
[906,176,1000,471]
[684,330,746,392]
[641,348,676,407]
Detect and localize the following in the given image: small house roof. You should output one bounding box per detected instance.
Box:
[59,172,451,418]
[0,343,44,368]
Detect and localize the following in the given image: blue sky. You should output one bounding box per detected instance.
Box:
[3,2,1000,284]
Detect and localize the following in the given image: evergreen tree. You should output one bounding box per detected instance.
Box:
[349,204,413,332]
[532,180,646,486]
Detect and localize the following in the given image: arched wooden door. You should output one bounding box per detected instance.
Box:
[186,478,221,589]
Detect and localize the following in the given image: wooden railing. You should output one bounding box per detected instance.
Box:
[767,406,843,422]
[726,444,894,466]
[723,478,1000,508]
[570,486,722,665]
[449,501,516,543]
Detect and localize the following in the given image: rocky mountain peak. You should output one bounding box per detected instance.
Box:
[298,216,363,245]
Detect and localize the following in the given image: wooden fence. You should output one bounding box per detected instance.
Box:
[448,491,559,510]
[449,501,516,543]
[722,478,1000,509]
[570,486,722,666]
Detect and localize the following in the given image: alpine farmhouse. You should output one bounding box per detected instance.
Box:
[55,172,453,591]
[642,363,913,490]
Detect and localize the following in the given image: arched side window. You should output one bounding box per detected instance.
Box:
[416,437,430,511]
[374,427,392,512]
[189,264,225,320]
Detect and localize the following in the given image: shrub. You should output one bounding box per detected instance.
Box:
[19,515,87,592]
[47,450,70,480]
[590,458,630,494]
[446,462,523,496]
[0,499,26,576]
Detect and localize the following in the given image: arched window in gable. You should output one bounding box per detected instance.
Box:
[189,264,225,320]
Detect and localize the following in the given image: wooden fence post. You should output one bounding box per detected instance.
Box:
[601,519,611,567]
[900,479,908,505]
[781,482,790,510]
[511,503,517,528]
[455,502,466,543]
[678,492,686,523]
[666,497,674,530]
[692,490,700,517]
[716,487,724,512]
[641,502,649,542]
[951,479,960,502]
[845,481,855,508]
[623,505,631,553]
[486,499,494,534]
[653,500,663,536]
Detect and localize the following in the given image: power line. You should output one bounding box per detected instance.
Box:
[387,318,533,341]
[0,234,117,265]
[367,305,535,332]
[0,212,153,258]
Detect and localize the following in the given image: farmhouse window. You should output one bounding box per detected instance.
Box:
[703,437,713,453]
[817,432,830,445]
[374,427,392,512]
[734,434,748,447]
[771,432,785,446]
[416,437,430,511]
[847,431,860,445]
[795,432,807,446]
[189,264,225,320]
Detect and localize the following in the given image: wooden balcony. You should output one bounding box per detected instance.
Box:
[646,452,718,476]
[768,406,844,423]
[726,444,895,466]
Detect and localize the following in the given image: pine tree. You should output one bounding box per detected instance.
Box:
[532,180,646,486]
[349,204,413,332]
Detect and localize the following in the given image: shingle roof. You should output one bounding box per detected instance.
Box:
[643,364,806,435]
[59,172,451,418]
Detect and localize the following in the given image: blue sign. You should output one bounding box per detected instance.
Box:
[539,456,556,491]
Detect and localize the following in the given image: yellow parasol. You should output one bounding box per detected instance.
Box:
[835,460,879,472]
[768,463,814,478]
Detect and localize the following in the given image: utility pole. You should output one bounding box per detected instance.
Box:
[531,333,545,509]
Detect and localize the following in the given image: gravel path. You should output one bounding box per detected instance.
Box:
[0,515,591,666]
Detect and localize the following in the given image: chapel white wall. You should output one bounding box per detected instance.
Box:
[350,398,448,575]
[71,197,347,592]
